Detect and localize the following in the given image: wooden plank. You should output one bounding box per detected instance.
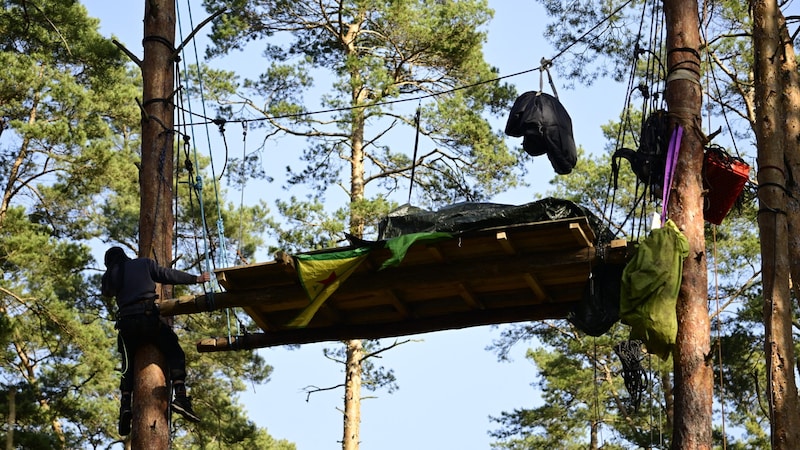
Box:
[426,246,446,262]
[569,222,594,248]
[496,231,516,255]
[243,305,277,332]
[160,246,597,317]
[522,273,550,302]
[384,289,412,318]
[196,301,578,351]
[157,217,618,348]
[456,283,485,309]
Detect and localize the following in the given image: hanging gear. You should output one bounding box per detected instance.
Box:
[611,109,672,198]
[568,262,624,337]
[614,340,647,413]
[504,62,577,175]
[702,144,750,225]
[619,219,689,360]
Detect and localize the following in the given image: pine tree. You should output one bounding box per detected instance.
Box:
[201,1,521,448]
[0,1,293,447]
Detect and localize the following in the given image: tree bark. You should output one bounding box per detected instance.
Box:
[342,339,363,450]
[663,0,712,449]
[752,1,800,447]
[135,0,176,448]
[342,12,369,450]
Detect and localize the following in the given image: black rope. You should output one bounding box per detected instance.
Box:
[602,0,664,241]
[142,97,173,109]
[407,105,421,204]
[758,182,793,197]
[142,35,176,52]
[614,340,647,413]
[171,0,635,129]
[667,46,701,60]
[215,119,229,182]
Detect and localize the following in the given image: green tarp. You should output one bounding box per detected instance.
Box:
[619,219,689,360]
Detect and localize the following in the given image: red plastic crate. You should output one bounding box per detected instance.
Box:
[703,147,749,225]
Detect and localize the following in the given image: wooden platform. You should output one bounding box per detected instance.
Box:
[159,216,626,351]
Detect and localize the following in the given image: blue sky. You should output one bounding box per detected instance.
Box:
[81,1,628,448]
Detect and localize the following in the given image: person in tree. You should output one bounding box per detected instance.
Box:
[101,246,210,435]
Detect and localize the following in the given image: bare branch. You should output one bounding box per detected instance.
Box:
[303,383,345,402]
[112,40,142,67]
[359,338,418,363]
[173,9,227,58]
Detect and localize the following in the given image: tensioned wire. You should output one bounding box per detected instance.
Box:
[177,0,229,272]
[176,0,240,341]
[176,0,635,128]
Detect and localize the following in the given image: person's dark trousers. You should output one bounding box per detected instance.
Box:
[117,314,188,392]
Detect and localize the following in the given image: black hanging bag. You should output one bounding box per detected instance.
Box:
[505,63,577,175]
[505,91,577,175]
[612,109,671,196]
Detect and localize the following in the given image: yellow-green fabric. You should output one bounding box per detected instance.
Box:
[379,232,453,270]
[291,247,372,327]
[619,219,689,360]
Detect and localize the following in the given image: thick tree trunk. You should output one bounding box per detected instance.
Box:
[663,0,712,449]
[342,339,363,450]
[752,1,800,447]
[777,6,800,437]
[342,16,369,448]
[135,0,176,448]
[779,0,800,289]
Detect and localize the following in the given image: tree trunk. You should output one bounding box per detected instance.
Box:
[777,5,800,434]
[342,339,363,450]
[663,0,712,449]
[779,0,800,294]
[342,15,369,449]
[752,1,800,447]
[135,0,176,448]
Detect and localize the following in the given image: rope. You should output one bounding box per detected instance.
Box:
[614,340,647,413]
[172,0,635,129]
[237,121,249,266]
[176,0,230,272]
[592,338,604,447]
[407,105,421,204]
[174,36,213,276]
[174,66,215,309]
[711,226,727,449]
[602,0,665,241]
[176,0,248,347]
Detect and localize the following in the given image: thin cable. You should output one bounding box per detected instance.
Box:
[407,105,421,204]
[699,1,742,158]
[237,121,248,266]
[175,8,215,312]
[175,0,635,128]
[179,0,230,271]
[702,3,727,446]
[592,338,603,447]
[711,226,727,449]
[603,0,661,239]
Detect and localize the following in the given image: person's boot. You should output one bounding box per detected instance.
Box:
[171,383,201,423]
[118,393,132,436]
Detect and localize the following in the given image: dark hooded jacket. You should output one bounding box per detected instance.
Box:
[101,247,197,309]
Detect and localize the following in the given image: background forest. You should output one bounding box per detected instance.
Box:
[0,0,796,449]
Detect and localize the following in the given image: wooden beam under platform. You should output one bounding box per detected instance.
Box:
[195,302,576,352]
[156,217,630,350]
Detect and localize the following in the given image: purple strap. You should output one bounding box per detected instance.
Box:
[661,125,683,224]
